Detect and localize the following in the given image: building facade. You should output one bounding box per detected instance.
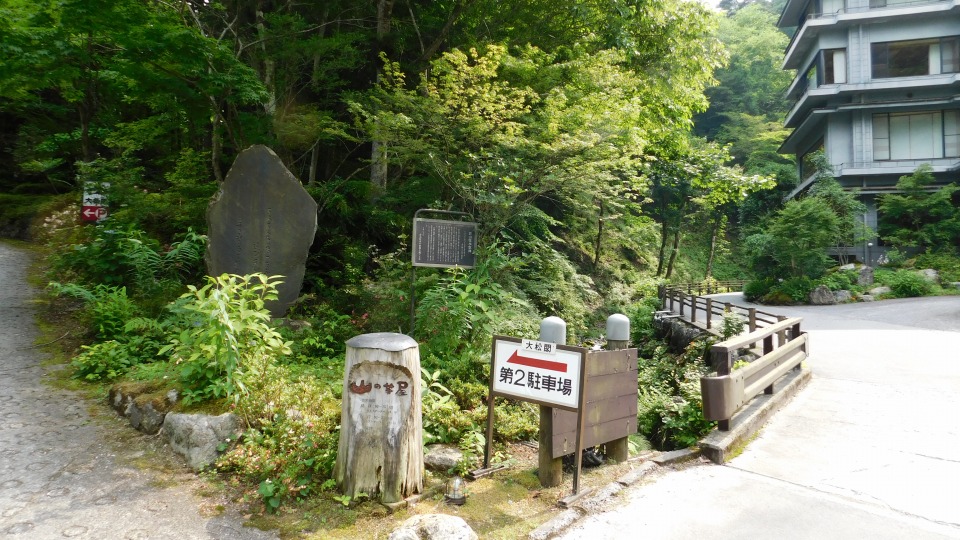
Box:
[777,0,959,264]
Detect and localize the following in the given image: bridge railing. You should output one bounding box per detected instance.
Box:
[700,317,808,430]
[659,281,780,332]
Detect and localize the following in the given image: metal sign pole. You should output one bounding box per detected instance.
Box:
[572,354,588,495]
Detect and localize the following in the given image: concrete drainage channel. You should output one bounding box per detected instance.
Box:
[528,365,812,540]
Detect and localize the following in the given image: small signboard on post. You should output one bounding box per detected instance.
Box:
[409,209,478,335]
[491,338,583,410]
[81,182,109,222]
[412,215,477,268]
[480,335,590,497]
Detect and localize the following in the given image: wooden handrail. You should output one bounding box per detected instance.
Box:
[701,317,807,430]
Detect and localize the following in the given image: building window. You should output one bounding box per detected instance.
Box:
[823,49,847,84]
[873,111,960,160]
[872,37,960,78]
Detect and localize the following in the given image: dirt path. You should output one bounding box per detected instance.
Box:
[0,242,277,539]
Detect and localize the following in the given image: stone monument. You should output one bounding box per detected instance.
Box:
[334,333,423,504]
[205,145,317,317]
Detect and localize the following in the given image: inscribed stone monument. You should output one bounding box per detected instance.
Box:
[205,145,317,317]
[334,333,423,503]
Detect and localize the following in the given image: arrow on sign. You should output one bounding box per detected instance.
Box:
[83,208,98,218]
[506,350,568,373]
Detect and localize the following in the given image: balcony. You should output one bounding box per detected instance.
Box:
[784,73,960,127]
[782,0,959,69]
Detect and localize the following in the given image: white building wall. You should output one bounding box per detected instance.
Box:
[827,112,854,167]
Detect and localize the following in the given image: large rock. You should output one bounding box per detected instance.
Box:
[860,294,875,302]
[109,383,178,435]
[163,413,241,471]
[808,285,836,305]
[424,444,463,472]
[838,263,856,271]
[869,286,892,296]
[917,269,940,284]
[205,145,318,317]
[857,266,874,286]
[833,290,852,303]
[388,515,478,540]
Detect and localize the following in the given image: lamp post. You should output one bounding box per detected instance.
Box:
[867,242,873,266]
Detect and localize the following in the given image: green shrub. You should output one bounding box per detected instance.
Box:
[888,270,934,298]
[914,252,960,282]
[71,340,139,381]
[818,271,854,291]
[743,278,775,302]
[772,276,815,303]
[48,282,139,340]
[161,274,292,405]
[720,310,745,340]
[635,341,714,450]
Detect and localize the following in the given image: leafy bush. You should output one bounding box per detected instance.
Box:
[719,310,745,340]
[743,278,775,302]
[636,341,714,450]
[818,271,854,291]
[48,282,139,340]
[767,276,814,304]
[161,274,292,405]
[71,340,139,381]
[914,252,960,283]
[51,225,206,298]
[627,296,663,347]
[217,371,342,512]
[888,270,934,298]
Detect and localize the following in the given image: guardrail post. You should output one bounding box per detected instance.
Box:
[712,347,733,431]
[705,298,713,329]
[679,292,685,317]
[776,315,787,346]
[749,308,757,332]
[604,314,631,462]
[792,320,804,371]
[763,335,775,394]
[538,317,566,487]
[691,295,698,323]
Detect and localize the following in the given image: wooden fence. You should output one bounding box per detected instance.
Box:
[659,281,782,333]
[700,317,808,430]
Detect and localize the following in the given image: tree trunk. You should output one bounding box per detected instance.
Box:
[334,333,423,504]
[706,215,720,279]
[369,0,396,192]
[656,219,669,277]
[593,199,604,274]
[665,227,681,279]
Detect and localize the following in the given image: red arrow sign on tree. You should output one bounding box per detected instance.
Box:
[506,350,568,373]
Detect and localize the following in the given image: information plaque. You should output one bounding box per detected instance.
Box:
[412,218,477,268]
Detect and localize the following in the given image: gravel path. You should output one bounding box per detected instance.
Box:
[0,242,277,540]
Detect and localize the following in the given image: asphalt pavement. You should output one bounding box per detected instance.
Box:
[557,293,960,539]
[0,242,277,539]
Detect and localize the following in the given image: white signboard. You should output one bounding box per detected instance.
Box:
[491,337,584,410]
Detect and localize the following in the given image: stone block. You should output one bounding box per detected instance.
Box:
[205,145,318,317]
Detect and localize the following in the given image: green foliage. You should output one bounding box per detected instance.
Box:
[914,252,960,283]
[48,282,139,340]
[636,341,715,450]
[719,310,745,340]
[878,166,960,252]
[766,277,815,304]
[887,270,934,298]
[746,197,839,280]
[818,271,855,292]
[743,277,775,302]
[52,224,206,299]
[70,340,139,381]
[160,274,291,405]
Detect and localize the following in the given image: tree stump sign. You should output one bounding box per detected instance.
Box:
[334,333,423,503]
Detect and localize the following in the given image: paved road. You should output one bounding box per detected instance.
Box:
[559,293,960,539]
[0,243,276,539]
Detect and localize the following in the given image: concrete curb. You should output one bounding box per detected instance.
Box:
[527,461,659,540]
[699,365,812,464]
